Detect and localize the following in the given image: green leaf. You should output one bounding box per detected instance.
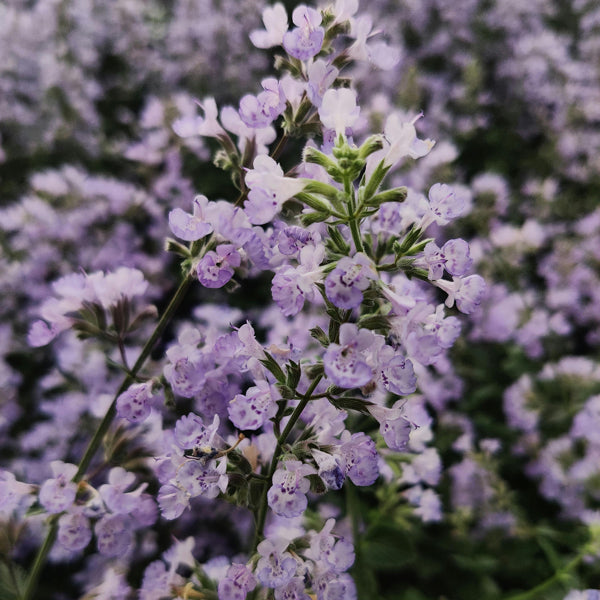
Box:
[358,314,391,331]
[329,396,374,414]
[0,562,26,600]
[259,352,286,384]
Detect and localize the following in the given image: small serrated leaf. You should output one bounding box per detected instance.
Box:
[329,396,374,414]
[259,351,286,384]
[310,326,330,347]
[358,315,391,331]
[285,360,302,389]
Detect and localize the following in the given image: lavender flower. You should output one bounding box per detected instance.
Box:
[267,460,316,518]
[218,563,257,600]
[282,5,325,61]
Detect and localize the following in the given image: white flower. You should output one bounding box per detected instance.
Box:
[318,88,360,136]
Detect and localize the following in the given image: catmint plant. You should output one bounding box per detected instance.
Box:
[3,0,600,599]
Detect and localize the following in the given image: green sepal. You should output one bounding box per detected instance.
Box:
[300,212,331,226]
[403,237,434,256]
[327,225,350,254]
[357,134,385,160]
[366,186,408,207]
[226,472,248,490]
[285,360,302,389]
[363,160,391,200]
[303,146,340,174]
[328,318,340,344]
[305,362,325,379]
[308,473,327,494]
[295,192,333,214]
[310,326,330,347]
[164,238,191,257]
[393,225,423,257]
[277,384,297,400]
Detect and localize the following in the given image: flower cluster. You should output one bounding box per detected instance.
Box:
[2,0,600,599]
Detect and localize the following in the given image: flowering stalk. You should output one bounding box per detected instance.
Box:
[252,373,324,550]
[21,271,195,600]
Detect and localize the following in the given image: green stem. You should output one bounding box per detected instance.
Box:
[252,374,323,551]
[271,133,289,162]
[503,553,583,600]
[348,218,364,254]
[21,272,195,600]
[344,177,364,254]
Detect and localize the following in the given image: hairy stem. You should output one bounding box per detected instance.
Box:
[21,271,195,600]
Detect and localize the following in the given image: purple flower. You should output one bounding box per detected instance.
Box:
[274,578,311,600]
[239,78,286,129]
[415,183,469,232]
[168,195,213,241]
[404,486,442,523]
[196,244,240,288]
[99,467,155,522]
[306,519,355,573]
[323,323,377,388]
[244,155,306,224]
[256,537,298,588]
[174,413,220,451]
[57,511,92,551]
[239,94,275,129]
[267,460,316,517]
[272,270,308,317]
[218,563,257,600]
[423,238,472,281]
[0,471,33,515]
[373,112,435,170]
[315,572,357,600]
[27,320,58,347]
[272,245,324,316]
[228,380,277,431]
[436,275,486,314]
[163,333,210,398]
[325,254,377,310]
[157,484,189,520]
[376,346,417,396]
[95,514,133,557]
[282,5,324,61]
[368,403,414,451]
[307,60,339,107]
[442,239,473,276]
[340,432,379,486]
[175,458,228,500]
[116,381,154,423]
[250,3,289,49]
[312,449,346,490]
[39,461,78,514]
[424,305,462,349]
[277,225,320,256]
